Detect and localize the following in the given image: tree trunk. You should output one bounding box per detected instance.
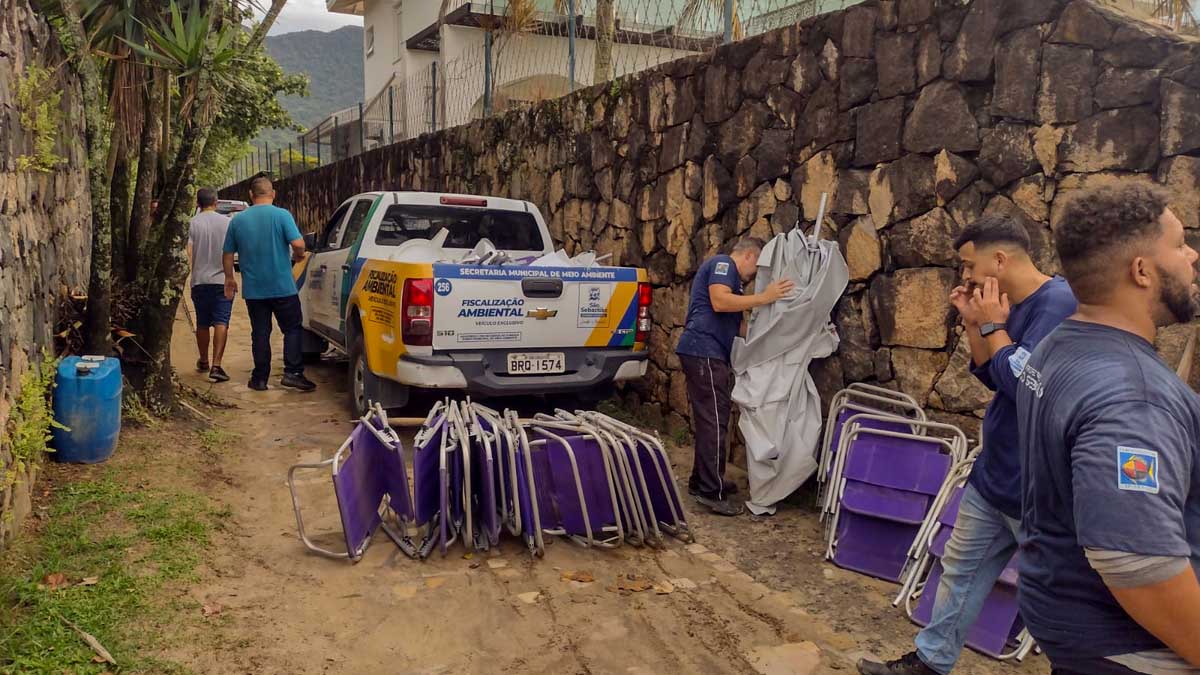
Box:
[593,0,615,84]
[110,137,131,280]
[55,0,113,355]
[127,72,163,282]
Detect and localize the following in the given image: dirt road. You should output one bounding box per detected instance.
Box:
[163,300,1048,675]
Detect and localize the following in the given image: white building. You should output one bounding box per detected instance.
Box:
[326,0,855,144]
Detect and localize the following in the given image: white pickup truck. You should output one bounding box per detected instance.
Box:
[294,191,652,414]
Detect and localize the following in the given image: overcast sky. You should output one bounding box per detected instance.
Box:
[268,0,362,35]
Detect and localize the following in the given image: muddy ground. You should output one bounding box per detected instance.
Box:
[28,300,1050,674]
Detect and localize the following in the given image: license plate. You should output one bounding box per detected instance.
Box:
[507,352,565,375]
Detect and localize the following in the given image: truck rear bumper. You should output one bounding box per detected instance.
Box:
[397,348,648,397]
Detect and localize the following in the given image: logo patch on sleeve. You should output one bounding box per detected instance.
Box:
[714,261,730,276]
[1117,447,1159,494]
[1008,347,1032,378]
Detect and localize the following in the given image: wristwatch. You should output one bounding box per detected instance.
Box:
[979,322,1006,337]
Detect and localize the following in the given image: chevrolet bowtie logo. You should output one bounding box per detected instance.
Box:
[526,307,558,320]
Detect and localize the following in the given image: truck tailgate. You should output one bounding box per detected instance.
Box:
[431,263,643,351]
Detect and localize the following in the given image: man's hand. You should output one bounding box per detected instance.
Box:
[224,277,238,301]
[950,285,981,326]
[971,277,1011,325]
[763,278,796,303]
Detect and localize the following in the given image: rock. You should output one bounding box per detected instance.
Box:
[904,81,980,154]
[796,151,839,222]
[1038,44,1095,124]
[1001,0,1066,31]
[934,150,979,206]
[840,58,878,110]
[766,86,804,128]
[796,82,852,150]
[1102,22,1172,68]
[717,101,769,167]
[1062,106,1160,173]
[854,97,905,167]
[842,216,883,282]
[1159,156,1200,229]
[1009,176,1050,223]
[1095,68,1161,109]
[889,207,961,268]
[834,169,872,216]
[789,50,822,97]
[877,33,917,99]
[1161,80,1200,157]
[891,348,950,406]
[669,370,689,416]
[703,64,741,124]
[992,27,1041,122]
[898,0,933,27]
[549,170,565,207]
[944,0,1002,82]
[933,336,994,412]
[611,198,634,230]
[820,39,840,81]
[870,268,958,348]
[916,28,942,87]
[756,129,792,183]
[735,155,758,198]
[947,185,985,228]
[741,50,773,100]
[774,178,792,202]
[703,155,733,220]
[595,167,614,203]
[869,154,937,227]
[875,348,894,382]
[834,295,876,381]
[771,201,800,233]
[879,0,898,31]
[1033,124,1066,176]
[978,122,1038,188]
[1156,322,1200,390]
[659,124,688,173]
[842,5,878,59]
[639,182,664,222]
[1049,1,1115,49]
[685,161,703,201]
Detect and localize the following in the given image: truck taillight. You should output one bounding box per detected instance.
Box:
[636,282,652,344]
[402,278,434,346]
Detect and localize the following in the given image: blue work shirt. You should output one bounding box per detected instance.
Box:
[1016,320,1200,662]
[968,276,1076,519]
[223,204,303,300]
[676,255,744,362]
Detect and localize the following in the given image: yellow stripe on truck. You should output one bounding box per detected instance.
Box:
[584,280,638,348]
[349,259,433,377]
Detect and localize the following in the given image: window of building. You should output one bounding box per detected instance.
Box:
[365,25,375,57]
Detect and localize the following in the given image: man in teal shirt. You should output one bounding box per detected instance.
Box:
[222,176,315,392]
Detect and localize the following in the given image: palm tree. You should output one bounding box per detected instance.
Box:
[594,0,615,83]
[1155,0,1197,31]
[679,0,743,41]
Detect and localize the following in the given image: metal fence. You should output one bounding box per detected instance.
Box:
[230,0,865,184]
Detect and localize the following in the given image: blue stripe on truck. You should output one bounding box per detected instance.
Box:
[432,263,640,282]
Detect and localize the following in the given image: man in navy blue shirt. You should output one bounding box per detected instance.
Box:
[1017,183,1200,674]
[676,237,794,516]
[860,216,1076,675]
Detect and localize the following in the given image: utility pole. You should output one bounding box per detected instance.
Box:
[568,0,577,91]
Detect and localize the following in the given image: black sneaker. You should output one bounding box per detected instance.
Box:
[196,359,210,372]
[208,366,230,383]
[248,380,268,391]
[280,373,316,392]
[688,479,739,497]
[857,652,938,675]
[694,495,744,517]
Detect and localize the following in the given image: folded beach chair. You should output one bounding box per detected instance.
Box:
[463,400,501,551]
[824,416,966,582]
[286,406,414,561]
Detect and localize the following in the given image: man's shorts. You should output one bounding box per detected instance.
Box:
[191,284,233,328]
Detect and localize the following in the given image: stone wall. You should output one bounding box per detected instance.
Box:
[0,0,92,546]
[223,0,1200,436]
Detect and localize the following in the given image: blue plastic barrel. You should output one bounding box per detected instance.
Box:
[51,355,122,463]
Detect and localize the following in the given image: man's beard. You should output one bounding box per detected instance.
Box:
[1157,265,1199,325]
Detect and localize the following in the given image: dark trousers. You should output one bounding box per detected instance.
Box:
[1050,657,1140,675]
[680,354,733,500]
[245,295,304,383]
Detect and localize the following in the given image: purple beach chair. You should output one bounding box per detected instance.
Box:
[286,409,414,562]
[525,419,626,549]
[463,401,501,551]
[825,416,966,583]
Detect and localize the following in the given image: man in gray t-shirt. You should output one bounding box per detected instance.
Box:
[187,188,233,382]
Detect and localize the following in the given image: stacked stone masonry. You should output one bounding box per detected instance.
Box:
[0,0,92,547]
[223,0,1200,439]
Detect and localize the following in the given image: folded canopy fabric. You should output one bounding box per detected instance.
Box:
[731,228,849,515]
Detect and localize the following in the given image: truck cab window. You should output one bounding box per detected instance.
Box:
[375,205,543,251]
[318,202,352,251]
